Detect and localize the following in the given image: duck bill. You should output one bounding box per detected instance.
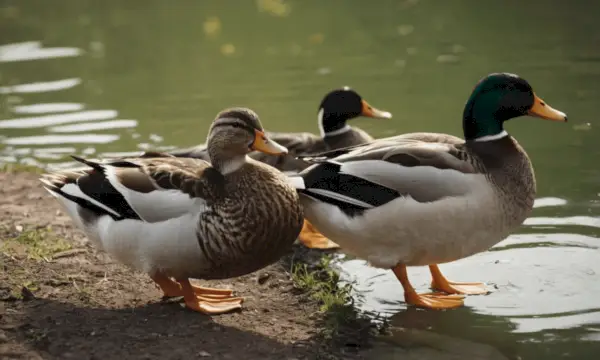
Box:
[251,130,288,155]
[361,100,393,119]
[527,94,568,122]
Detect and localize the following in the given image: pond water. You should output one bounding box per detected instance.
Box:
[1,1,599,359]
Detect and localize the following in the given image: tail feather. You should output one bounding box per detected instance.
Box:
[70,155,104,172]
[39,164,128,221]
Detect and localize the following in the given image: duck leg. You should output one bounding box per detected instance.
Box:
[151,272,239,300]
[177,278,244,314]
[429,265,489,295]
[151,272,184,297]
[391,264,464,309]
[297,219,340,249]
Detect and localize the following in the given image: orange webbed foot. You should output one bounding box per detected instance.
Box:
[297,220,340,249]
[429,265,489,295]
[179,279,243,315]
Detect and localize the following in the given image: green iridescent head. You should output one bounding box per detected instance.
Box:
[462,73,567,140]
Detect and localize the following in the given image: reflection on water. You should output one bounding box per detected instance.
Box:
[12,102,84,114]
[48,119,138,133]
[338,196,600,359]
[0,78,81,94]
[2,0,599,359]
[0,39,131,156]
[0,41,82,62]
[0,110,119,128]
[3,134,120,145]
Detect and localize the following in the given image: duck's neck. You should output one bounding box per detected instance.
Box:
[318,108,352,138]
[208,147,248,175]
[463,113,507,141]
[215,156,247,175]
[462,89,508,141]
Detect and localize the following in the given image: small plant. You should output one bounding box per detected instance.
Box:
[1,227,72,260]
[289,253,376,344]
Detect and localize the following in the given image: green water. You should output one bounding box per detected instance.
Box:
[1,1,599,358]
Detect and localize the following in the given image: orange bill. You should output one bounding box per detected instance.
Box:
[251,130,288,155]
[527,94,567,122]
[361,100,393,119]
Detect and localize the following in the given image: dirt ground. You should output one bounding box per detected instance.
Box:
[0,170,374,360]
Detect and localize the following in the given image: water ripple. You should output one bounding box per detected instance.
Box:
[533,197,568,208]
[48,119,138,133]
[0,110,118,129]
[12,103,84,114]
[0,78,82,94]
[2,134,120,145]
[0,41,82,62]
[525,216,600,228]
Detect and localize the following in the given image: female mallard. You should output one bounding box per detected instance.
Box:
[167,87,392,172]
[40,108,304,314]
[290,73,567,309]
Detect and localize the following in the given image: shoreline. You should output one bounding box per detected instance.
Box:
[0,168,377,360]
[0,167,512,360]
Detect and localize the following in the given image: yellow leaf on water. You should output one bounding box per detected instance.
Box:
[204,16,222,38]
[220,44,236,56]
[256,0,291,17]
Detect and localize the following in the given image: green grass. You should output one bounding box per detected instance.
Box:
[288,252,384,347]
[291,255,353,313]
[1,227,72,261]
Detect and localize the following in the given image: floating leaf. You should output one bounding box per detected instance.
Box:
[256,0,291,17]
[220,43,236,56]
[203,17,221,38]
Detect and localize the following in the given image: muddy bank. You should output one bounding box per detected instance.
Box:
[0,169,514,360]
[0,169,380,360]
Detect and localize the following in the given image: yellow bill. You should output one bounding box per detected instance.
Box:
[528,94,567,122]
[251,130,288,155]
[361,100,393,119]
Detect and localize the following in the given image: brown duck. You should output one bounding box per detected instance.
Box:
[40,108,304,315]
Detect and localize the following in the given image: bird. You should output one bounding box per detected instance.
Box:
[165,87,392,173]
[288,73,568,309]
[158,87,392,250]
[40,107,305,314]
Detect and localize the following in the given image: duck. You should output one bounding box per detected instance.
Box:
[166,87,392,172]
[40,108,305,314]
[288,73,568,309]
[162,88,391,250]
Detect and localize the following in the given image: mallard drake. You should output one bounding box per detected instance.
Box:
[290,73,567,309]
[167,87,392,172]
[40,108,304,314]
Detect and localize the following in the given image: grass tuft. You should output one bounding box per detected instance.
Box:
[288,250,385,350]
[1,227,72,261]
